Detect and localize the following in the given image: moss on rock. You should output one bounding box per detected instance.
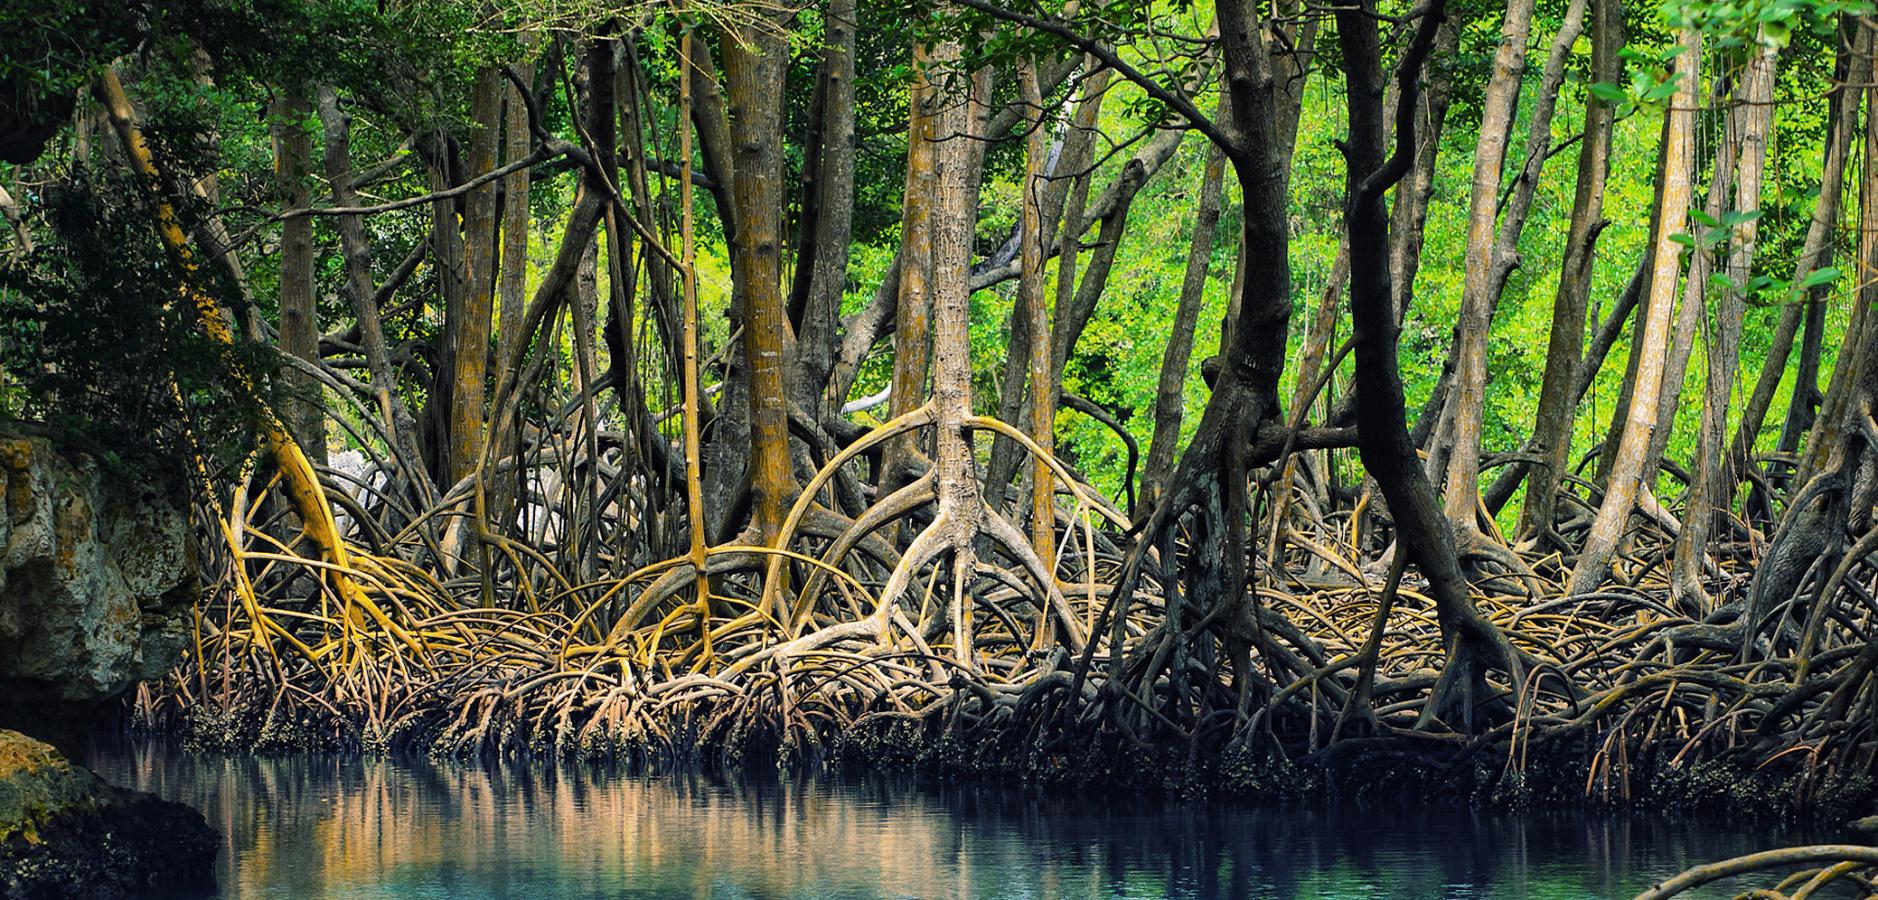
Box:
[0,729,100,844]
[0,729,216,897]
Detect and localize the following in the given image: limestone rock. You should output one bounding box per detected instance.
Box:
[0,729,216,897]
[0,428,196,747]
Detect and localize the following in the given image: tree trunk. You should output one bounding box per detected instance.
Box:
[1740,64,1878,646]
[1142,145,1226,511]
[1518,0,1619,542]
[1428,0,1586,523]
[450,67,503,489]
[272,86,324,466]
[491,57,534,530]
[1386,20,1459,325]
[1671,41,1778,611]
[316,86,429,500]
[789,0,858,418]
[926,41,986,667]
[1337,0,1524,731]
[1732,22,1860,507]
[1323,18,1457,427]
[881,46,937,494]
[497,59,533,374]
[983,65,1115,513]
[1442,0,1538,529]
[1019,61,1056,564]
[1566,31,1700,598]
[1644,120,1739,489]
[722,20,795,544]
[1776,293,1829,456]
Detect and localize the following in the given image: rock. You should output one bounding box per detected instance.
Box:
[1851,815,1878,835]
[0,729,96,844]
[0,729,216,897]
[0,427,196,751]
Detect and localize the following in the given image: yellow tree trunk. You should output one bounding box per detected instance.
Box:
[97,69,416,651]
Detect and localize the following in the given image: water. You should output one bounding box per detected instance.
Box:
[86,741,1827,899]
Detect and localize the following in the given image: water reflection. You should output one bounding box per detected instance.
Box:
[87,741,1816,899]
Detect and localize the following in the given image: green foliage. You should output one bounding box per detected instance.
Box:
[0,0,1862,521]
[0,168,274,472]
[1660,0,1867,49]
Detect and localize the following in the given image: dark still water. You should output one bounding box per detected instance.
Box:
[86,741,1821,899]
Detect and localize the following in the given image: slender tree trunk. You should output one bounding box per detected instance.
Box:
[984,64,1111,515]
[1596,115,1675,483]
[1386,20,1459,325]
[272,86,324,466]
[675,41,748,531]
[1442,0,1538,529]
[684,42,738,247]
[618,38,685,389]
[491,58,534,529]
[1731,23,1860,506]
[1519,0,1619,541]
[1413,0,1584,511]
[1040,61,1108,252]
[882,46,937,494]
[1426,0,1585,523]
[1672,41,1778,610]
[1777,293,1829,455]
[1142,145,1226,512]
[1337,0,1524,730]
[1484,0,1587,302]
[1049,153,1154,392]
[1645,120,1739,489]
[679,29,713,634]
[1323,17,1456,428]
[1567,31,1700,598]
[497,58,533,373]
[1019,61,1056,565]
[317,86,429,499]
[789,0,858,418]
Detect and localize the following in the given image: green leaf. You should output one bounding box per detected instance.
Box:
[1587,82,1628,102]
[1799,266,1839,289]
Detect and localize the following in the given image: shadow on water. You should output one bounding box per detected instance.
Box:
[85,739,1833,899]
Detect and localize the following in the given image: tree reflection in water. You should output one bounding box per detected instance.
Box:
[89,741,1810,899]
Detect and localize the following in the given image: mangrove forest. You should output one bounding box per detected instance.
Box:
[8,0,1878,893]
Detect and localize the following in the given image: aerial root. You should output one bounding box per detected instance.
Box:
[143,421,1878,810]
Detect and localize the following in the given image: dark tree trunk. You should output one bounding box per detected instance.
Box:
[1141,145,1226,513]
[789,0,858,419]
[1336,0,1524,730]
